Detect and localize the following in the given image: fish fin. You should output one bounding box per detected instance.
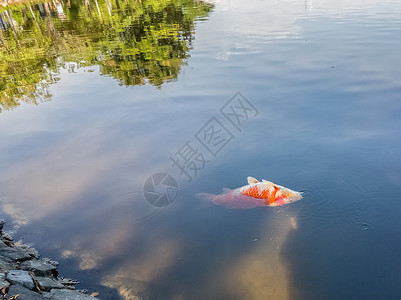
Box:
[247,176,259,184]
[262,179,279,188]
[222,188,231,193]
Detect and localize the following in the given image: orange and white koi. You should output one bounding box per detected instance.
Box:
[198,176,302,208]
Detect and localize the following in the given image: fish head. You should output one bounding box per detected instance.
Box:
[274,188,302,205]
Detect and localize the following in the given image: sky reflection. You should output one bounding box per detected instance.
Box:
[1,0,401,299]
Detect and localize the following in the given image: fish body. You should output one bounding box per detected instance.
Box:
[199,177,302,208]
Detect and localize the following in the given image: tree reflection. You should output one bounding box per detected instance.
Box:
[0,0,213,112]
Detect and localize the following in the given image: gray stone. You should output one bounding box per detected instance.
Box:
[21,259,58,277]
[6,270,34,289]
[43,289,98,300]
[2,232,13,241]
[0,240,8,249]
[7,284,45,300]
[42,258,59,268]
[17,244,40,259]
[0,259,17,272]
[0,247,32,261]
[0,272,10,289]
[0,219,5,231]
[60,277,79,287]
[0,278,8,289]
[34,276,65,290]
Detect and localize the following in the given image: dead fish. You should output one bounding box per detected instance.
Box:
[198,176,302,208]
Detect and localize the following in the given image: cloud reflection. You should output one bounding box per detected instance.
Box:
[217,213,297,300]
[102,238,182,300]
[0,126,132,225]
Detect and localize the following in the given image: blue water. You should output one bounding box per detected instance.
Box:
[1,0,401,299]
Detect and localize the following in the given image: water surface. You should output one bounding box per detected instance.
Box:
[1,0,401,299]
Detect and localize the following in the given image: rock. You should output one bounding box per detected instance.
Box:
[6,270,34,289]
[34,276,65,290]
[0,247,32,261]
[43,289,98,300]
[0,258,17,272]
[42,258,59,268]
[7,284,45,300]
[0,221,95,300]
[21,259,58,277]
[60,278,79,286]
[0,240,8,249]
[0,279,9,289]
[0,272,10,289]
[2,232,13,242]
[0,238,13,248]
[17,243,40,259]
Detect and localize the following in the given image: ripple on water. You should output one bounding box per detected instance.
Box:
[107,190,164,226]
[292,174,390,243]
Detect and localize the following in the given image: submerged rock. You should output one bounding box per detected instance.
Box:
[6,270,34,289]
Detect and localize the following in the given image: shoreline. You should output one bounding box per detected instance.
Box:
[0,219,98,300]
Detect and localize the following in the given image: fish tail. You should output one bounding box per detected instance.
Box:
[196,193,216,203]
[197,191,235,206]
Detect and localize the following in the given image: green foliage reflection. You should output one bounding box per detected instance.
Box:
[0,0,213,112]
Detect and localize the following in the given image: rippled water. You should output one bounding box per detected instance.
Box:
[1,0,401,299]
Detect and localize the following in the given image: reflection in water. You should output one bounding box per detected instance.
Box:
[0,0,213,112]
[0,125,127,225]
[217,214,297,300]
[1,0,401,299]
[103,238,182,300]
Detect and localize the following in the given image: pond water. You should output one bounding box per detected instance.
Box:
[1,0,401,299]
